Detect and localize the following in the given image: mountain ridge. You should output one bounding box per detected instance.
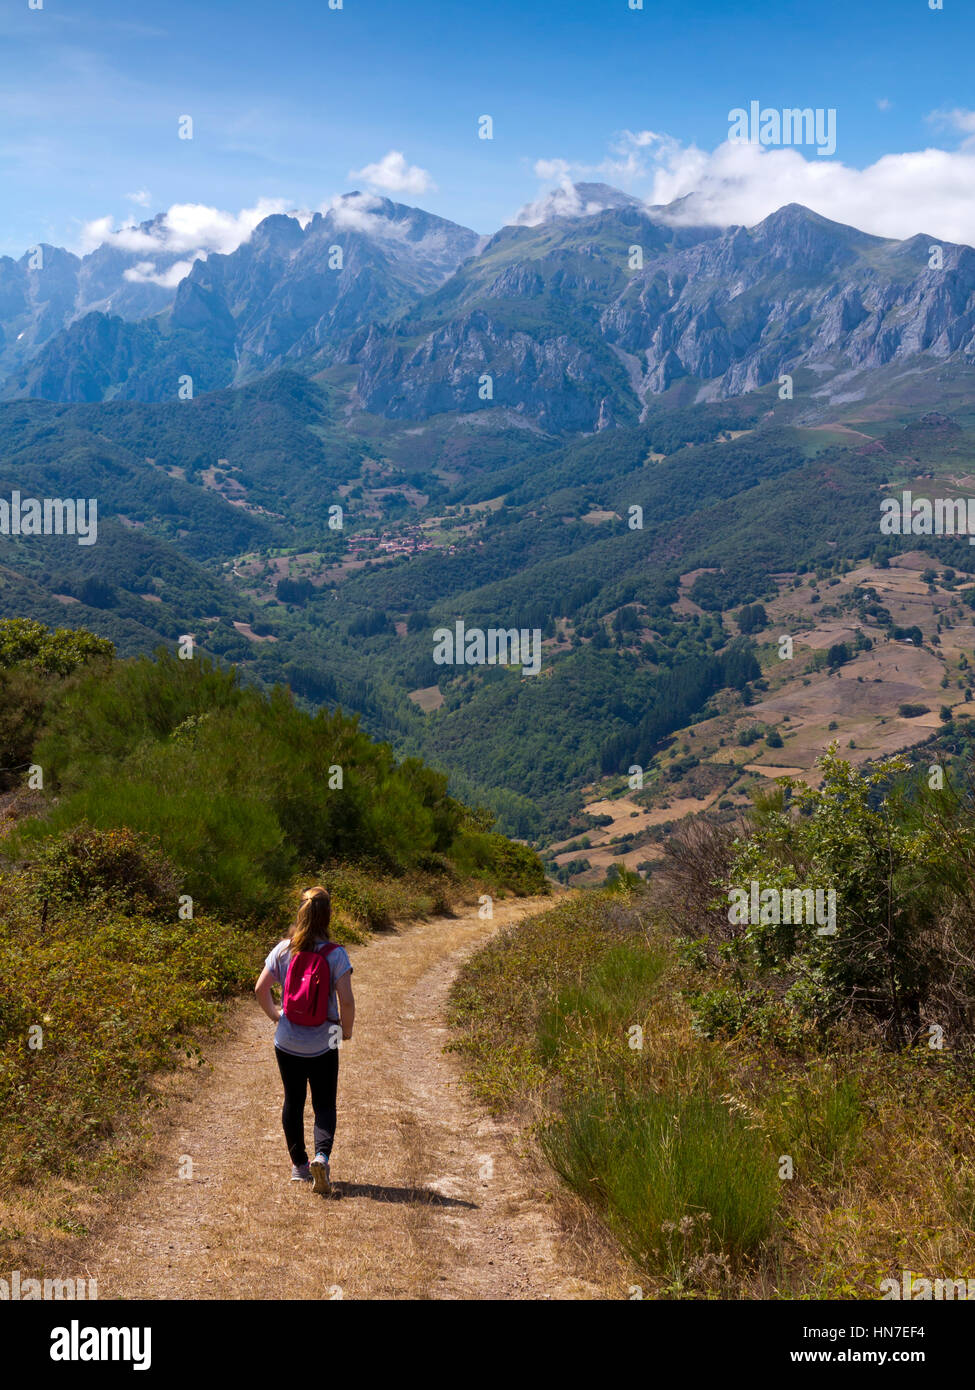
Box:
[7,189,975,430]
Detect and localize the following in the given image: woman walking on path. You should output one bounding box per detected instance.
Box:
[255,886,355,1194]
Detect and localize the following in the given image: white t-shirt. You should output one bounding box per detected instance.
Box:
[264,938,353,1058]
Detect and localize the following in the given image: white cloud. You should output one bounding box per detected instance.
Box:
[518,175,615,225]
[927,107,975,149]
[78,195,293,266]
[123,258,196,288]
[320,190,398,237]
[348,150,436,196]
[619,129,667,149]
[644,139,975,246]
[78,215,118,252]
[125,188,153,207]
[533,158,572,182]
[519,131,975,248]
[515,130,681,222]
[877,98,892,112]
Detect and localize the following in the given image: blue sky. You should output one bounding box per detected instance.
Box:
[2,0,974,258]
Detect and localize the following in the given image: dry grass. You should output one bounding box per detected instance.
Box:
[448,888,975,1299]
[4,895,614,1301]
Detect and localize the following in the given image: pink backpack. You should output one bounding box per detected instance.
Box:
[282,941,338,1027]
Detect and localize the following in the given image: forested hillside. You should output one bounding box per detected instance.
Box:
[7,367,975,852]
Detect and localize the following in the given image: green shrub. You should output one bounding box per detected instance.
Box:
[541,1086,779,1269]
[25,824,181,917]
[688,983,815,1057]
[0,874,260,1180]
[451,830,547,895]
[8,650,539,917]
[726,748,975,1044]
[0,618,114,675]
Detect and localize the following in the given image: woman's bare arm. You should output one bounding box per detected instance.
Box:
[336,972,355,1041]
[255,965,282,1023]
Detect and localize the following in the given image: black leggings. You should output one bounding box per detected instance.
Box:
[274,1045,339,1165]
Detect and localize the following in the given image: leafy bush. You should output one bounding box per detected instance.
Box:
[8,650,541,917]
[0,618,114,675]
[26,824,181,917]
[726,749,975,1045]
[688,984,804,1051]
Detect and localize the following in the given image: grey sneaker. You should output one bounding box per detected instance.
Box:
[310,1153,331,1195]
[291,1162,312,1183]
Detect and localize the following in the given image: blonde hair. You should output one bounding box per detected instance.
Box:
[289,886,332,954]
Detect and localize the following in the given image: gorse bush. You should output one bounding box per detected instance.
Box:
[10,648,542,918]
[323,865,403,932]
[0,837,260,1181]
[0,619,114,791]
[25,824,181,917]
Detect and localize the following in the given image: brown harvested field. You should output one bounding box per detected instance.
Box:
[407,685,445,711]
[232,621,277,643]
[565,842,664,882]
[744,763,805,778]
[671,567,716,617]
[34,898,618,1300]
[750,636,959,766]
[549,791,719,857]
[564,552,975,874]
[549,789,724,883]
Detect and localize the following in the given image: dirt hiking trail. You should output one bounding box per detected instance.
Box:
[75,897,610,1300]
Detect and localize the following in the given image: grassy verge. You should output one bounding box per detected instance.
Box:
[0,627,547,1195]
[0,818,538,1278]
[448,888,975,1298]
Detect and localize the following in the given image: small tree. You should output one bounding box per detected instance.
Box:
[726,747,967,1046]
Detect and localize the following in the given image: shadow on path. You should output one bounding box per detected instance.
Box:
[331,1181,477,1209]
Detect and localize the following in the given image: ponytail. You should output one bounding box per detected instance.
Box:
[290,886,331,954]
